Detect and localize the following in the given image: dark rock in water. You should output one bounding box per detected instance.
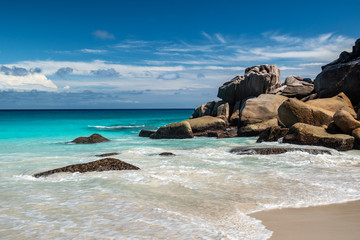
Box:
[95,152,118,157]
[230,146,332,155]
[139,129,156,137]
[151,121,193,139]
[257,126,289,143]
[159,152,176,156]
[33,158,140,178]
[283,123,354,151]
[315,39,360,105]
[72,133,109,144]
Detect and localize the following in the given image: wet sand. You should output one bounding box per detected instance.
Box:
[251,200,360,240]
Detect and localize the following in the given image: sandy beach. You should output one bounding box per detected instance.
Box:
[251,200,360,240]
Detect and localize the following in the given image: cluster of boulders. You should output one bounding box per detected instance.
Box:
[140,38,360,151]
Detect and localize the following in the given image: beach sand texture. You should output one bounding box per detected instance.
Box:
[251,200,360,240]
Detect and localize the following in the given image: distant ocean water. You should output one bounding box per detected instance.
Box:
[0,109,360,239]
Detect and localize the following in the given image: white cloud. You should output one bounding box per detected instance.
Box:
[201,31,212,41]
[299,62,325,67]
[215,33,226,43]
[92,30,115,40]
[80,49,108,54]
[64,85,70,90]
[0,72,57,91]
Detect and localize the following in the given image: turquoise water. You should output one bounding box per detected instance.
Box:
[1,110,360,239]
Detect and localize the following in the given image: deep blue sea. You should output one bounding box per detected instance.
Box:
[1,109,360,239]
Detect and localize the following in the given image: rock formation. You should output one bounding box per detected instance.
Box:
[184,116,226,133]
[33,158,140,178]
[272,75,314,99]
[278,98,334,127]
[314,39,360,105]
[151,121,194,139]
[239,94,287,126]
[72,133,109,144]
[283,123,354,151]
[230,146,332,155]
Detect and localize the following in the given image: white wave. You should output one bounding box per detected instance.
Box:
[88,124,146,130]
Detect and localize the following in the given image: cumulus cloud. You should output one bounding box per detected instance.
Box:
[0,72,57,91]
[55,67,73,76]
[91,68,120,77]
[93,30,115,40]
[157,72,180,80]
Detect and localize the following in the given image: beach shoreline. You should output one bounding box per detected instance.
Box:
[251,200,360,240]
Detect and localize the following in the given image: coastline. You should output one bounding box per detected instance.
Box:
[251,200,360,240]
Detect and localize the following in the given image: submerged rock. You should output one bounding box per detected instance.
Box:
[33,158,140,178]
[230,146,332,155]
[72,133,109,144]
[95,152,118,157]
[159,152,176,156]
[283,123,354,151]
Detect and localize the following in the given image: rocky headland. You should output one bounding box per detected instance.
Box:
[140,38,360,151]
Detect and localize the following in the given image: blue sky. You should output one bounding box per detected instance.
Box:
[0,0,359,109]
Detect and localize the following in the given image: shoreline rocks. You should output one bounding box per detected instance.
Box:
[72,133,109,144]
[283,123,354,151]
[33,158,140,178]
[230,146,332,155]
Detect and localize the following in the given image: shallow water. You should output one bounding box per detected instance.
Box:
[0,110,359,239]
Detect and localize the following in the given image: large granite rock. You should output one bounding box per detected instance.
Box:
[217,75,244,105]
[139,129,156,137]
[240,94,288,126]
[314,39,360,105]
[212,101,230,121]
[238,118,278,137]
[151,121,193,139]
[278,98,334,127]
[185,116,226,133]
[283,123,354,151]
[33,158,140,178]
[277,75,314,98]
[306,92,356,118]
[351,128,360,148]
[72,133,109,144]
[229,101,241,126]
[333,109,360,134]
[236,65,281,100]
[256,126,289,143]
[191,100,218,119]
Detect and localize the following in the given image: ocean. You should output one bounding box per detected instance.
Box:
[0,109,359,239]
